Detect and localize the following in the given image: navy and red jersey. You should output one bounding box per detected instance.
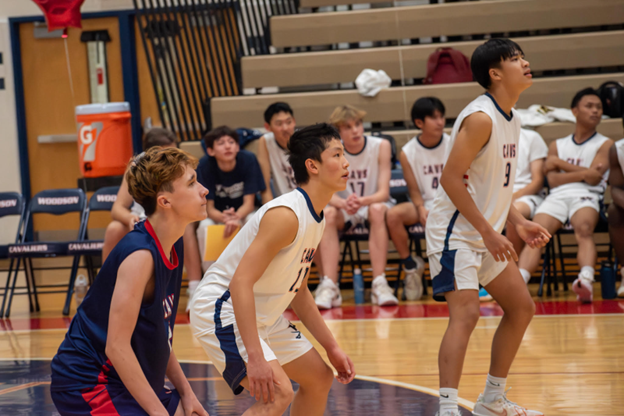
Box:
[51,220,183,394]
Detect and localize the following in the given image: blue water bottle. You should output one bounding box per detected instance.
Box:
[353,268,365,304]
[600,261,617,300]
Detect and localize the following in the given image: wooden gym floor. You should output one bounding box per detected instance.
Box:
[0,279,623,415]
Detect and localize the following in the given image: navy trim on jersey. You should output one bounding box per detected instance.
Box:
[484,92,513,122]
[416,134,444,150]
[344,135,367,156]
[296,187,324,223]
[433,209,461,301]
[571,131,598,146]
[443,210,460,251]
[214,290,247,395]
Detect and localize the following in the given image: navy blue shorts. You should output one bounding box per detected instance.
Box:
[51,384,180,415]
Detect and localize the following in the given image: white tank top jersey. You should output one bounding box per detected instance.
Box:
[549,132,611,195]
[338,136,384,200]
[426,93,520,255]
[402,133,450,209]
[264,132,298,197]
[513,128,548,193]
[194,188,325,327]
[616,138,624,173]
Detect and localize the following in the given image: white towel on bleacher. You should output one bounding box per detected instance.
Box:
[516,104,576,127]
[355,69,391,97]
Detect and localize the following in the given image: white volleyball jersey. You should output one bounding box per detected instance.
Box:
[193,188,324,327]
[402,133,450,208]
[264,132,297,197]
[338,136,385,199]
[513,128,548,193]
[550,132,610,195]
[616,138,624,172]
[426,93,520,255]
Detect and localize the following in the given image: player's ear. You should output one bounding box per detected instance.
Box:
[414,119,424,129]
[156,193,172,211]
[489,66,502,84]
[305,158,320,177]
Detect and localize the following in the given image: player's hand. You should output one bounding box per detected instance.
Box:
[583,164,603,186]
[544,155,560,172]
[248,356,280,403]
[180,391,209,416]
[327,346,355,384]
[345,194,361,215]
[483,229,517,262]
[516,220,551,249]
[222,207,239,221]
[126,214,141,231]
[417,206,429,227]
[223,219,241,239]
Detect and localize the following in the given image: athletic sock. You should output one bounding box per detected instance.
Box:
[439,388,459,413]
[401,256,417,270]
[580,266,595,282]
[188,280,199,293]
[519,268,531,284]
[482,374,506,403]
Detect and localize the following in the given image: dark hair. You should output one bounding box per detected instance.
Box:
[471,38,524,89]
[571,87,601,108]
[143,127,177,150]
[411,97,446,123]
[288,123,340,185]
[202,126,239,149]
[264,102,294,124]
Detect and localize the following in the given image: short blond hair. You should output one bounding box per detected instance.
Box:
[126,147,198,216]
[329,105,366,128]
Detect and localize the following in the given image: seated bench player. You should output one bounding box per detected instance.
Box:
[607,135,624,297]
[385,97,450,300]
[517,88,612,302]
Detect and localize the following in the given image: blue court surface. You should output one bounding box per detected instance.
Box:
[0,360,472,415]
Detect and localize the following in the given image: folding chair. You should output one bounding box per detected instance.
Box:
[6,188,87,317]
[0,193,28,317]
[66,186,120,284]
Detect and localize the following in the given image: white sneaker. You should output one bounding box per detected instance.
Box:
[473,390,543,416]
[572,276,593,303]
[371,274,399,306]
[618,283,624,298]
[435,411,461,416]
[314,277,342,309]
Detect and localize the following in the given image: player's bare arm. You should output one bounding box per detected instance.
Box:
[257,135,274,203]
[290,274,355,385]
[399,150,428,224]
[359,139,392,207]
[111,176,140,230]
[106,250,170,416]
[609,143,624,209]
[229,207,299,403]
[507,204,550,249]
[166,350,209,416]
[440,111,517,262]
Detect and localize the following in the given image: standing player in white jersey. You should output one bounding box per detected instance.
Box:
[480,128,548,301]
[257,102,298,203]
[190,124,355,416]
[607,135,624,297]
[314,105,398,309]
[385,97,450,300]
[425,39,550,416]
[517,88,612,303]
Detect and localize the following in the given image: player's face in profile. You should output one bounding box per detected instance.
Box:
[499,52,532,91]
[208,135,239,163]
[422,110,445,137]
[573,95,603,128]
[317,138,350,192]
[339,118,364,148]
[167,164,209,222]
[268,112,295,145]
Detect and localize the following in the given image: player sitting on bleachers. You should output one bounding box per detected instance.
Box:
[385,97,449,301]
[517,88,612,302]
[257,102,298,202]
[183,126,266,308]
[607,136,624,298]
[314,105,397,308]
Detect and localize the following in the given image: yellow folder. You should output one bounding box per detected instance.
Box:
[203,224,238,261]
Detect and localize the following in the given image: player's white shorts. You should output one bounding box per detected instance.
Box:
[514,195,544,219]
[534,192,600,224]
[429,248,508,301]
[190,289,313,395]
[341,201,395,231]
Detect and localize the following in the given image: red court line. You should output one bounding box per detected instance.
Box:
[0,300,622,331]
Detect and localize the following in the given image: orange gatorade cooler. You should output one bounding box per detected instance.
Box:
[76,102,133,178]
